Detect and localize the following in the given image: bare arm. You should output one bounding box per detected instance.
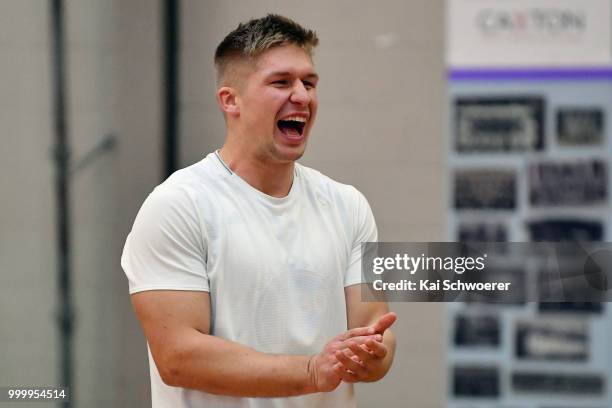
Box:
[333,284,397,383]
[131,290,379,397]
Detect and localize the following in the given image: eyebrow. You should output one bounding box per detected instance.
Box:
[266,71,319,80]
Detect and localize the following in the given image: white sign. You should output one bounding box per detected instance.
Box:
[447,0,612,67]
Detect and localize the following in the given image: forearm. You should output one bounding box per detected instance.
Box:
[161,328,316,397]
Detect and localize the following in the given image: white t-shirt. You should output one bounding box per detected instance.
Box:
[121,152,377,408]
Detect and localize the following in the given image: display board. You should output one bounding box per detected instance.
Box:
[446,1,612,407]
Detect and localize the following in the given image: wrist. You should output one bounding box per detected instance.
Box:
[304,355,319,393]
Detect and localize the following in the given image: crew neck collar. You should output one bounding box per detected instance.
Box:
[212,150,300,204]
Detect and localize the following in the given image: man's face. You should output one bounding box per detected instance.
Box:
[235,44,319,163]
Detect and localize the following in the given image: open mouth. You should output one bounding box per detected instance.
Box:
[277,118,306,138]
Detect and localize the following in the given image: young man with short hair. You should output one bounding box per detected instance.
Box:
[122,14,396,407]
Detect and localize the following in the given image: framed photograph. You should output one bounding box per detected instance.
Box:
[557,108,604,146]
[512,372,604,395]
[453,366,500,397]
[539,302,603,314]
[455,96,545,152]
[458,223,508,242]
[515,318,588,361]
[537,253,607,305]
[528,219,603,242]
[529,160,607,207]
[461,265,526,305]
[454,314,500,347]
[454,170,517,210]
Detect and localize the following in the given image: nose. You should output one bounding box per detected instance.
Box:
[289,81,311,106]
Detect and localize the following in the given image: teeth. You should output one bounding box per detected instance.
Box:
[281,116,306,122]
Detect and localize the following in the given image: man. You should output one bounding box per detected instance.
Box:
[121,14,396,407]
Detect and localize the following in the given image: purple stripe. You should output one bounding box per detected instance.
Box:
[449,67,612,81]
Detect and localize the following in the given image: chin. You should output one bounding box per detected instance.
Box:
[271,143,307,163]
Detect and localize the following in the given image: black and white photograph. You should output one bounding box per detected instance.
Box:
[557,108,605,146]
[528,219,604,242]
[515,318,588,361]
[537,257,608,304]
[453,366,500,397]
[454,170,517,210]
[529,160,607,207]
[461,265,526,304]
[454,314,501,347]
[512,372,604,395]
[541,406,607,408]
[455,96,545,152]
[539,302,604,314]
[458,222,508,242]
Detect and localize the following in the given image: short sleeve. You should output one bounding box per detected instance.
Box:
[344,187,378,287]
[121,185,209,294]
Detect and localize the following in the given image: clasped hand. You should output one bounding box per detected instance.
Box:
[308,312,396,392]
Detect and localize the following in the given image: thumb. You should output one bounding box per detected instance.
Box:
[371,312,397,335]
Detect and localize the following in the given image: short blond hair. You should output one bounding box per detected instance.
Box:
[214,14,319,85]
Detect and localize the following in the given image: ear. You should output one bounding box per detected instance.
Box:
[216,86,240,117]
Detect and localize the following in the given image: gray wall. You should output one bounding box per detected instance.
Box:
[1,0,159,406]
[1,1,445,406]
[1,0,57,393]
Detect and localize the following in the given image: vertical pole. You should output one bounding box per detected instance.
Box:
[164,0,180,178]
[49,0,74,406]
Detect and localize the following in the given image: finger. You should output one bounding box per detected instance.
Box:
[371,312,397,335]
[365,338,387,358]
[333,363,360,383]
[348,341,373,362]
[339,326,376,341]
[335,349,367,377]
[337,334,382,350]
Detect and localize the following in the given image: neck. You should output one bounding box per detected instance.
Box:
[217,142,295,198]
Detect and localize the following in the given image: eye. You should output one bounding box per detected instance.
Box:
[272,80,289,86]
[303,80,316,90]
